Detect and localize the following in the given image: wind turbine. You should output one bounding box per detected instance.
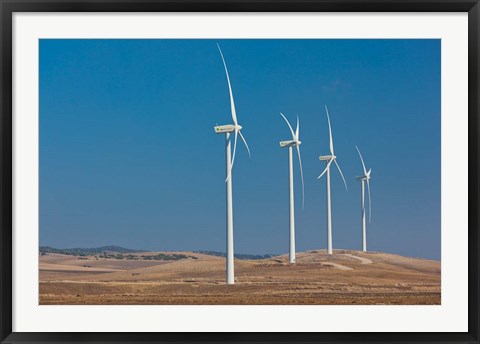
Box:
[279,113,305,264]
[355,146,372,252]
[213,44,251,285]
[317,105,348,255]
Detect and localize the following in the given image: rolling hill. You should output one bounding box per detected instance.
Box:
[39,249,440,305]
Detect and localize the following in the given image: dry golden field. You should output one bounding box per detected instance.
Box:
[39,250,440,305]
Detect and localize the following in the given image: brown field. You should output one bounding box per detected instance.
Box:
[39,250,440,305]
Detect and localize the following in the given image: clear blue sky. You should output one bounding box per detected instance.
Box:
[39,39,441,260]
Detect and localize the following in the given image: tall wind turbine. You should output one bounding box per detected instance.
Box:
[355,146,372,252]
[317,105,348,255]
[213,44,251,285]
[279,113,304,264]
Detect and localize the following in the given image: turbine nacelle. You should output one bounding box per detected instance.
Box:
[319,155,336,161]
[356,169,371,181]
[214,124,243,134]
[279,140,301,147]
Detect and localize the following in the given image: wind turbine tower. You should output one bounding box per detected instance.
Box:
[214,44,251,285]
[355,146,372,252]
[279,113,304,264]
[318,105,348,255]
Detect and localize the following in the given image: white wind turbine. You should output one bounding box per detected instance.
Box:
[279,113,305,264]
[213,44,251,285]
[355,146,372,252]
[317,105,348,255]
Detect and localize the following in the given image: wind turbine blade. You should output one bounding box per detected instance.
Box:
[366,178,372,222]
[325,105,334,155]
[296,145,305,209]
[217,44,237,125]
[225,169,231,183]
[317,159,333,179]
[333,159,348,191]
[295,115,299,140]
[355,145,368,176]
[280,113,295,140]
[230,129,239,170]
[238,130,251,159]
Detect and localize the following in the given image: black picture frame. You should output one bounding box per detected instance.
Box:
[1,1,478,343]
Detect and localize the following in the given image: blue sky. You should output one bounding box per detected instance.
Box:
[39,39,441,260]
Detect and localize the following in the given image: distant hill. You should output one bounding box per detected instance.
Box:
[39,246,276,260]
[39,245,145,256]
[194,250,277,260]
